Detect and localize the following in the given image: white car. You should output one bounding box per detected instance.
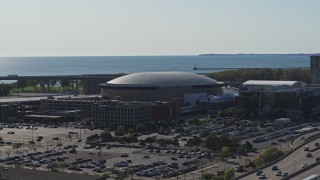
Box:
[258,174,266,179]
[301,163,308,168]
[275,171,282,176]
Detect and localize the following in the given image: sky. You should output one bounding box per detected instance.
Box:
[0,0,319,56]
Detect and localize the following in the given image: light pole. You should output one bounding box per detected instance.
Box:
[292,140,296,173]
[201,158,204,180]
[31,127,34,142]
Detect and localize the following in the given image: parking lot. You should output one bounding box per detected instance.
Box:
[0,121,318,179]
[0,124,217,179]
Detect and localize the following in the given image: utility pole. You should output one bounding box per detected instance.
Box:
[79,127,82,141]
[31,128,34,142]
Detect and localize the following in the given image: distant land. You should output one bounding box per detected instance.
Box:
[198,53,320,56]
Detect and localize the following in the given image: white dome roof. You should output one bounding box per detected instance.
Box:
[106,72,218,87]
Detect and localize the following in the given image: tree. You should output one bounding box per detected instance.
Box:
[205,134,219,150]
[175,127,184,133]
[81,117,92,126]
[128,128,134,134]
[50,80,57,89]
[17,79,28,92]
[0,83,13,96]
[220,147,231,161]
[28,80,39,92]
[205,134,240,152]
[207,68,310,83]
[172,138,179,149]
[7,117,18,123]
[115,126,125,136]
[159,126,166,135]
[186,136,201,150]
[115,172,128,180]
[100,130,112,142]
[12,143,22,149]
[5,150,10,157]
[136,124,147,133]
[241,141,254,154]
[224,169,234,180]
[60,80,70,92]
[254,148,284,167]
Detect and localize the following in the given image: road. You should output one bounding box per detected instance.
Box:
[241,131,320,180]
[292,164,320,179]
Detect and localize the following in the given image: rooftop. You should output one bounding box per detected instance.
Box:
[104,71,218,87]
[243,80,306,87]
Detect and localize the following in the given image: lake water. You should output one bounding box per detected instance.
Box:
[0,54,311,76]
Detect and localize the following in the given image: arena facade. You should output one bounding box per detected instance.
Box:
[100,71,223,102]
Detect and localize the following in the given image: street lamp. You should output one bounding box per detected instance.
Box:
[292,140,296,173]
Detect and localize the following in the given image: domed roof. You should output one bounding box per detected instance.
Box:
[106,72,218,87]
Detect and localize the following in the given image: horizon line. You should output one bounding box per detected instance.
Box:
[0,53,319,58]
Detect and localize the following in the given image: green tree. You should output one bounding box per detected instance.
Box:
[7,117,18,123]
[186,136,202,150]
[159,126,166,135]
[241,141,254,154]
[115,172,128,180]
[128,128,135,134]
[12,143,22,149]
[136,123,147,133]
[115,126,125,136]
[100,130,112,142]
[254,148,284,167]
[224,169,234,180]
[17,79,28,92]
[220,147,231,161]
[205,134,240,152]
[81,117,92,126]
[60,80,70,92]
[172,137,179,149]
[205,134,218,150]
[0,83,13,96]
[207,68,310,83]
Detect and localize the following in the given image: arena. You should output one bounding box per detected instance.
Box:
[100,71,223,101]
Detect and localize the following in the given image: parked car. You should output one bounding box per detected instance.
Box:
[171,157,177,161]
[68,148,76,153]
[120,154,128,158]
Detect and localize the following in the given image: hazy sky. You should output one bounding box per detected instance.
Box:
[0,0,319,56]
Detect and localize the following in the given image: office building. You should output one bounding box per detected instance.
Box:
[311,56,320,84]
